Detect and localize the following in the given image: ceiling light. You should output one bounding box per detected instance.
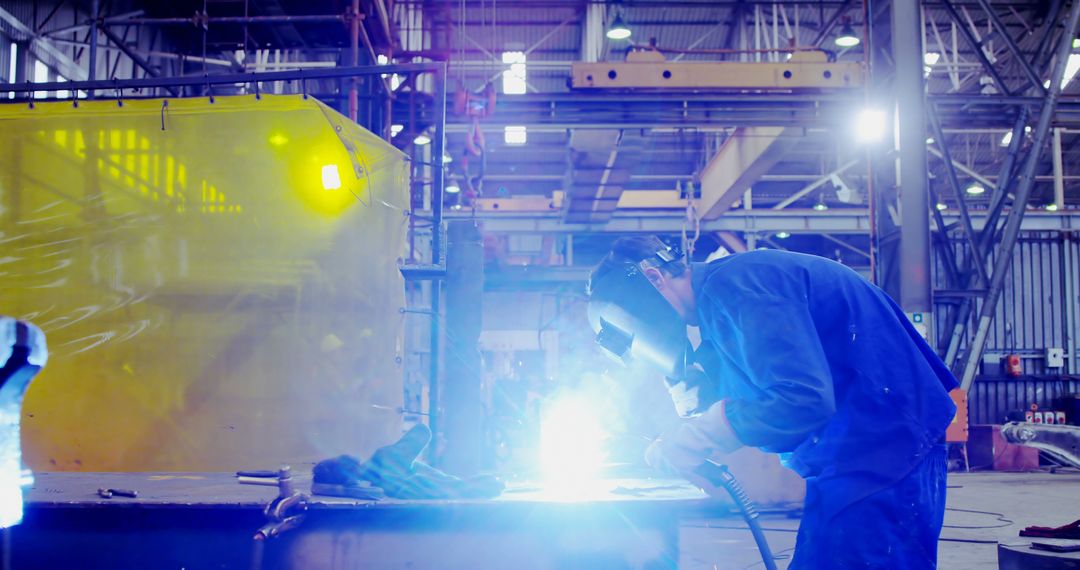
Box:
[504,125,527,145]
[606,14,632,40]
[445,182,461,194]
[835,22,860,48]
[854,108,887,143]
[813,202,829,211]
[413,133,431,145]
[1045,203,1059,212]
[923,52,941,66]
[391,124,404,137]
[965,182,985,196]
[926,137,935,144]
[936,202,948,211]
[776,231,791,239]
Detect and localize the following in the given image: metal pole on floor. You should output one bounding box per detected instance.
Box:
[959,1,1080,391]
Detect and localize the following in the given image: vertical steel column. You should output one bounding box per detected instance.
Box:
[427,63,448,463]
[892,0,932,320]
[440,221,484,476]
[349,0,360,122]
[959,1,1080,390]
[87,0,99,96]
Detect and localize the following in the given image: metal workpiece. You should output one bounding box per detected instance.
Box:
[1000,423,1080,470]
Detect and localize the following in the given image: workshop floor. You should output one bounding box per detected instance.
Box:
[679,470,1080,569]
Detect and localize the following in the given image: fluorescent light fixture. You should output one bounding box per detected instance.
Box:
[854,108,887,143]
[504,125,527,145]
[936,202,948,211]
[445,182,461,194]
[1000,126,1032,147]
[606,15,632,40]
[965,182,986,196]
[413,133,431,145]
[7,42,16,99]
[1045,203,1060,212]
[501,51,527,95]
[390,124,404,137]
[923,52,940,77]
[835,23,860,48]
[33,60,47,99]
[321,164,342,191]
[776,231,792,239]
[1060,53,1080,89]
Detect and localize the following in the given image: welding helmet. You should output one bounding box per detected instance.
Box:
[586,242,689,378]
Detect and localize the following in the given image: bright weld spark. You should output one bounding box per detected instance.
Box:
[539,394,609,498]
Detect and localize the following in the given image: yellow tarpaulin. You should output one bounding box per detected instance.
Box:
[0,94,410,471]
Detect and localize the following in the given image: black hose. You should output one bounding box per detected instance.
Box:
[694,461,778,570]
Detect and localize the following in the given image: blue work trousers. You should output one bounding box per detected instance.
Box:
[788,444,949,569]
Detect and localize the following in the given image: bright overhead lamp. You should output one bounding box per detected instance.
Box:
[776,231,792,239]
[413,133,431,145]
[445,182,461,194]
[965,182,986,196]
[936,202,948,211]
[1045,203,1060,212]
[835,22,860,48]
[926,136,935,145]
[854,108,887,144]
[813,202,829,212]
[390,124,404,137]
[606,14,632,40]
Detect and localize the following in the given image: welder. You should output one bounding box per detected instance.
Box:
[587,236,958,569]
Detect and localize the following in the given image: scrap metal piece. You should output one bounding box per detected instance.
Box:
[1000,422,1080,469]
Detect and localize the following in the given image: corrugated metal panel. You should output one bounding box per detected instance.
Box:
[933,230,1079,378]
[967,377,1080,424]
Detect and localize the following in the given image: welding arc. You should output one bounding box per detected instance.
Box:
[694,461,778,570]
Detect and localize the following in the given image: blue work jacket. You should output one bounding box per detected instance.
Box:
[691,251,958,519]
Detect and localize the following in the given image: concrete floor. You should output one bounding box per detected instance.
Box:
[680,469,1080,569]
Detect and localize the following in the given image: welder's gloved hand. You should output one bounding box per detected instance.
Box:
[313,424,504,500]
[645,400,743,476]
[664,365,721,418]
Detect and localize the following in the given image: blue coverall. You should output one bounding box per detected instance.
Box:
[690,250,958,569]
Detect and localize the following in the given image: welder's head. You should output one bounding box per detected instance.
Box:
[586,236,691,377]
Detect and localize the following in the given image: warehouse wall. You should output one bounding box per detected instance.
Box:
[933,231,1080,377]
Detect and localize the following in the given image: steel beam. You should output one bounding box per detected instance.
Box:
[959,0,1080,391]
[570,51,863,90]
[972,0,1047,96]
[893,0,933,318]
[938,0,1011,95]
[699,126,802,219]
[0,5,87,81]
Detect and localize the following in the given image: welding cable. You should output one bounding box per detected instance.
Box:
[942,507,1014,530]
[694,461,778,570]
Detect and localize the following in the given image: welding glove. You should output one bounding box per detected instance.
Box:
[645,400,743,476]
[313,424,504,500]
[664,365,721,418]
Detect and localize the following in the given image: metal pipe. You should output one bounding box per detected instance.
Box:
[959,0,1080,391]
[939,0,1010,96]
[88,0,99,91]
[0,63,440,94]
[973,0,1047,96]
[1052,127,1064,210]
[927,105,987,285]
[350,0,360,122]
[431,62,447,267]
[101,15,346,26]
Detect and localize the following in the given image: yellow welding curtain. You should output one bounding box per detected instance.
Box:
[0,95,409,471]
